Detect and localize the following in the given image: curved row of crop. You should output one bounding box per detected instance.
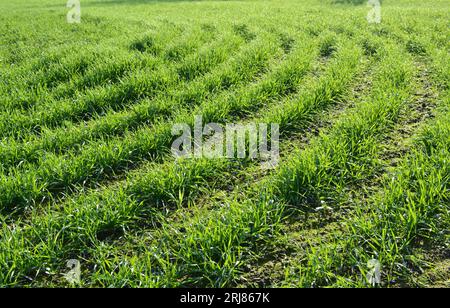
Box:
[0,18,188,112]
[49,25,218,100]
[0,31,329,212]
[85,38,418,287]
[283,43,449,288]
[0,31,246,140]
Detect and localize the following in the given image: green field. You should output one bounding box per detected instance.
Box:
[0,0,448,288]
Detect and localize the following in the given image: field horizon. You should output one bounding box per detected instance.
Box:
[0,0,448,289]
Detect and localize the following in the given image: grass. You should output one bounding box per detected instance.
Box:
[0,0,448,288]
